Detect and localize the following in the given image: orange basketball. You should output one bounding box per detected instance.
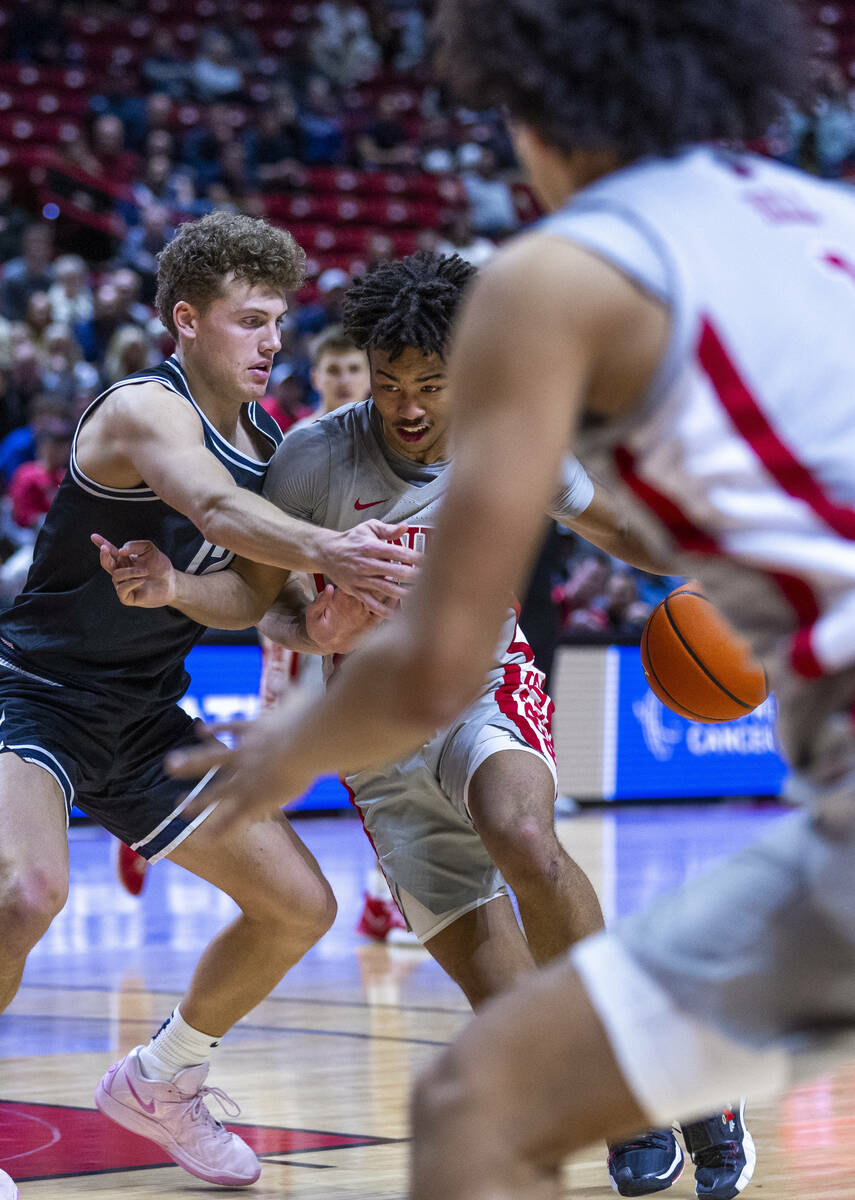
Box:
[640,581,768,723]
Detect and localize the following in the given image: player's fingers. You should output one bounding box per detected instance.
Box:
[91,532,120,555]
[111,565,151,584]
[367,577,410,601]
[120,540,157,557]
[368,541,422,566]
[369,520,409,540]
[348,588,390,618]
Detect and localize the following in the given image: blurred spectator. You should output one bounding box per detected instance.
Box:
[114,206,175,305]
[40,323,93,400]
[7,416,73,531]
[261,363,313,432]
[215,142,263,213]
[181,103,240,191]
[49,256,95,327]
[5,340,45,434]
[73,283,126,363]
[0,394,69,488]
[309,0,381,87]
[90,63,150,156]
[553,553,611,634]
[102,325,152,386]
[295,268,350,337]
[245,96,306,192]
[90,114,141,187]
[357,93,419,169]
[112,269,152,327]
[298,76,347,165]
[602,571,652,636]
[0,179,30,266]
[0,224,54,323]
[437,213,497,267]
[192,30,244,104]
[460,146,519,239]
[23,293,54,359]
[142,28,190,100]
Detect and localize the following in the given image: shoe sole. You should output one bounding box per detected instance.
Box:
[94,1075,260,1187]
[610,1146,685,1196]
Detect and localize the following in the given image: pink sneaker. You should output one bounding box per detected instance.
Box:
[0,1169,18,1198]
[94,1047,260,1187]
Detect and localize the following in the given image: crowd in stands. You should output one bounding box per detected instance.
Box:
[1,0,853,624]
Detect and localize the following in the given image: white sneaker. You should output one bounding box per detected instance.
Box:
[0,1170,18,1199]
[95,1046,260,1187]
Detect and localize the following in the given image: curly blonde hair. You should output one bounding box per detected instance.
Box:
[155,211,306,337]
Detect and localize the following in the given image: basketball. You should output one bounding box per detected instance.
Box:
[640,582,768,723]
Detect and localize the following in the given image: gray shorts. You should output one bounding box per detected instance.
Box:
[346,671,557,941]
[615,670,855,1048]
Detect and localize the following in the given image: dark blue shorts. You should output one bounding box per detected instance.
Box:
[0,648,216,861]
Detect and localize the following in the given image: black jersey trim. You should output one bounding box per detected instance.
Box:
[164,358,273,473]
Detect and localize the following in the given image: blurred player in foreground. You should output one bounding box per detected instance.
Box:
[0,211,420,1200]
[164,0,855,1196]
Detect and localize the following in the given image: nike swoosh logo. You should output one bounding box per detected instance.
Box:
[125,1072,158,1114]
[354,498,389,510]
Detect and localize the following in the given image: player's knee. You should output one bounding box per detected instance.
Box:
[479,810,561,884]
[254,871,337,947]
[0,865,68,952]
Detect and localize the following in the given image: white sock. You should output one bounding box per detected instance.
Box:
[137,1006,221,1082]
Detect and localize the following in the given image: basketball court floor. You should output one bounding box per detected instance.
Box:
[3,801,854,1198]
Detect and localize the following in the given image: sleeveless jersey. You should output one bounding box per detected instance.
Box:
[0,357,283,703]
[539,147,855,684]
[264,399,578,710]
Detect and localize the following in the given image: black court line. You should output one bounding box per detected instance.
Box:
[18,979,470,1018]
[3,1010,449,1049]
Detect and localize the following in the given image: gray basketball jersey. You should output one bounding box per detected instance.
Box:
[264,399,532,694]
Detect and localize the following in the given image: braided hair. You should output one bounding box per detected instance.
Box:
[343,252,476,360]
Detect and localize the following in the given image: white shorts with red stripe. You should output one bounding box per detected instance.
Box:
[344,663,557,943]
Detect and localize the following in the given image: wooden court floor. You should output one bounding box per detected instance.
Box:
[3,804,855,1198]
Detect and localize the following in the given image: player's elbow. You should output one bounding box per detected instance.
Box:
[193,490,238,548]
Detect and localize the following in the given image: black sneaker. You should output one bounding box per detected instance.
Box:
[608,1129,685,1196]
[681,1101,756,1199]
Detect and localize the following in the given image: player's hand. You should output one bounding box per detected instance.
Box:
[91,533,177,608]
[305,584,389,654]
[165,700,312,828]
[321,521,421,615]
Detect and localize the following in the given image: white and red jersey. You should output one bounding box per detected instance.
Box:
[541,147,855,690]
[263,398,558,762]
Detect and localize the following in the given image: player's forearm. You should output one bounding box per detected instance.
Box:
[200,490,334,574]
[170,569,269,629]
[257,605,320,654]
[561,508,669,574]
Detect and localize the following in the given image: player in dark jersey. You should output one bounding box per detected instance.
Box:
[0,210,419,1197]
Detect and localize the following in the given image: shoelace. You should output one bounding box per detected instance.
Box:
[612,1131,675,1154]
[692,1142,741,1169]
[187,1084,242,1135]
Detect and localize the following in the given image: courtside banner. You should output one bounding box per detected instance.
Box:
[70,644,349,817]
[607,645,788,800]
